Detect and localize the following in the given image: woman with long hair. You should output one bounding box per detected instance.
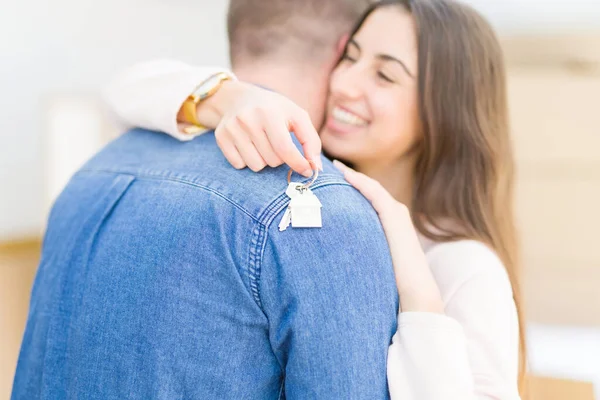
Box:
[105,0,525,398]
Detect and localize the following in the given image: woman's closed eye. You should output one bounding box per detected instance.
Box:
[341,52,358,63]
[377,71,395,83]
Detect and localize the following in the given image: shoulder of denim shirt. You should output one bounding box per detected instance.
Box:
[80,128,356,225]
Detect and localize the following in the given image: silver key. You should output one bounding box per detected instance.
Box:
[279,183,302,232]
[278,207,292,231]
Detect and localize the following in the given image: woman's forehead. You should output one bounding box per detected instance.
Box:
[351,8,418,65]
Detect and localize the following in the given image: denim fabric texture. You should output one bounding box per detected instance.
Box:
[13,129,398,399]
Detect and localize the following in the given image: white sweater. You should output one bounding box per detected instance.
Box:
[104,60,522,400]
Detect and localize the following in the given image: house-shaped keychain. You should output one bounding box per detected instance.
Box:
[289,188,323,228]
[279,164,323,231]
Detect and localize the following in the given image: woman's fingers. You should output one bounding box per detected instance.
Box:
[252,134,284,168]
[218,119,267,172]
[215,123,246,170]
[288,108,323,171]
[231,131,267,173]
[263,113,313,177]
[236,113,283,168]
[215,86,322,178]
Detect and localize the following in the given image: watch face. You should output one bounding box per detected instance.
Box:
[192,73,232,102]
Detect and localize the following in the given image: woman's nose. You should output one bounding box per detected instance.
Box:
[330,64,365,100]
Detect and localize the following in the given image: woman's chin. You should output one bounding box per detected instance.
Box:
[321,130,364,164]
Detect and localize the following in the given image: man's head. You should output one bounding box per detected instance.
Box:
[227,0,374,126]
[228,0,373,67]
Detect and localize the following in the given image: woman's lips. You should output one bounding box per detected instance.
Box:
[325,106,369,135]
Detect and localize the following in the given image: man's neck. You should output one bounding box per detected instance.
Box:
[233,62,329,128]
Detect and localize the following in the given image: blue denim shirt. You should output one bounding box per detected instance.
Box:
[13,129,398,399]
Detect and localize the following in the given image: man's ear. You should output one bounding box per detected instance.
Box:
[336,34,350,59]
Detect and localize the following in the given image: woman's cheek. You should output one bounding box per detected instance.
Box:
[371,95,403,142]
[373,94,420,156]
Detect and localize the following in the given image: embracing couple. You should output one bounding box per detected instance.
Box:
[13,0,525,399]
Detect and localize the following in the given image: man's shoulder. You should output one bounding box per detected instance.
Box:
[82,128,372,224]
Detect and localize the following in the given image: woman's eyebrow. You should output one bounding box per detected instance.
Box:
[349,38,415,78]
[377,54,415,78]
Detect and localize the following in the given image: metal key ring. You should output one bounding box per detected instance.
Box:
[287,160,319,190]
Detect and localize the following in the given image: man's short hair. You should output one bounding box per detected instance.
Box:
[227,0,374,66]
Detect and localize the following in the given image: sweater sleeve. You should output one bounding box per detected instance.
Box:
[387,240,521,400]
[103,59,230,141]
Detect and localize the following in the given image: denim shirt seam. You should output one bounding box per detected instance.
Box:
[78,168,261,224]
[78,168,353,312]
[249,177,353,311]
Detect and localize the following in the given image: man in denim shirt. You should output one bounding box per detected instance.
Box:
[13,0,398,398]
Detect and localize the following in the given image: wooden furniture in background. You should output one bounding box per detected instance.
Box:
[0,240,41,398]
[503,35,600,327]
[528,376,596,400]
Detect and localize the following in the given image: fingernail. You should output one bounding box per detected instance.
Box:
[301,168,313,178]
[307,157,321,171]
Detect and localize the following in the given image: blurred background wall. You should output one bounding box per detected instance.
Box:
[0,0,230,241]
[1,0,599,398]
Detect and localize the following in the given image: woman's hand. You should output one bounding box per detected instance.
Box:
[333,160,445,314]
[203,81,323,177]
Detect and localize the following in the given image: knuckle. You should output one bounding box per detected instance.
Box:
[214,124,225,138]
[279,148,297,161]
[220,120,238,137]
[249,161,267,172]
[236,110,254,125]
[271,140,290,155]
[215,127,226,141]
[247,128,264,141]
[266,157,284,168]
[215,133,228,150]
[255,106,270,119]
[228,156,246,170]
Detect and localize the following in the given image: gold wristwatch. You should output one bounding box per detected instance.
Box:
[181,71,237,134]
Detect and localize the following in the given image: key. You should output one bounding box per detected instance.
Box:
[278,207,292,231]
[279,183,303,232]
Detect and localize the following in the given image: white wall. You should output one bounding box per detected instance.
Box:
[466,0,600,34]
[528,324,600,399]
[0,0,230,240]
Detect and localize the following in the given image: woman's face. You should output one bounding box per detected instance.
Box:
[320,7,420,166]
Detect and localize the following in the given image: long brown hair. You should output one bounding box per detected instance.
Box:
[349,0,527,394]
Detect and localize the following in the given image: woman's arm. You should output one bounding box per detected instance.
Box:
[103,59,230,141]
[333,161,521,400]
[387,242,521,400]
[103,59,321,176]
